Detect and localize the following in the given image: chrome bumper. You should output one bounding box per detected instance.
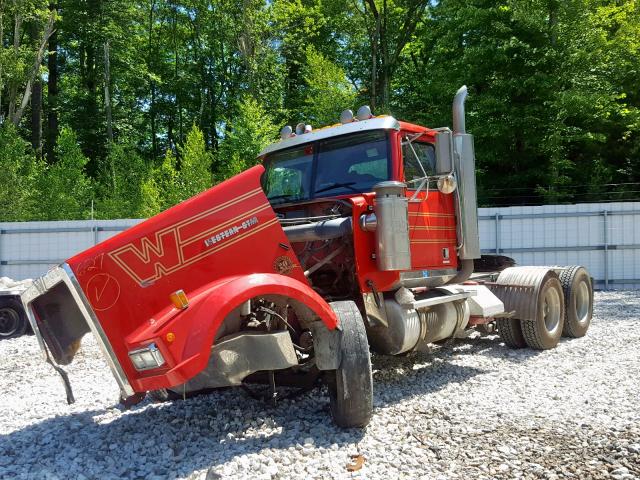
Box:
[21,264,134,397]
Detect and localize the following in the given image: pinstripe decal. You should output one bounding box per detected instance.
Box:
[108,188,277,285]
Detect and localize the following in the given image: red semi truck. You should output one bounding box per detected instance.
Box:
[21,87,593,427]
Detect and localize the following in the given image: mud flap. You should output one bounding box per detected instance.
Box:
[310,321,342,370]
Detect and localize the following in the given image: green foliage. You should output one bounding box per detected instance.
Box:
[0,124,40,221]
[303,47,356,126]
[94,143,148,219]
[216,96,277,180]
[177,125,213,199]
[141,125,213,215]
[140,149,180,217]
[1,0,640,221]
[37,128,92,220]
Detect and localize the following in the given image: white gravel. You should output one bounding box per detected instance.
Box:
[1,291,638,479]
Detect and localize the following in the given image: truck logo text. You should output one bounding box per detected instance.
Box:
[108,188,277,286]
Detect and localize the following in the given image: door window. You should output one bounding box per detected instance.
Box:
[402,140,436,189]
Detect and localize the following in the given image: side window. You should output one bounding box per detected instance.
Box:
[402,141,436,188]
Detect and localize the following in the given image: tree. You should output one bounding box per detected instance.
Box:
[0,124,40,221]
[215,96,277,180]
[303,47,356,126]
[37,127,92,219]
[94,142,148,218]
[0,1,54,127]
[176,124,213,199]
[140,147,180,216]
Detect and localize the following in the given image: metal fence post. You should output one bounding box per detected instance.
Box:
[603,210,609,290]
[495,213,501,255]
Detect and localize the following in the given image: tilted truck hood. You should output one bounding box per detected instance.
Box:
[22,165,311,396]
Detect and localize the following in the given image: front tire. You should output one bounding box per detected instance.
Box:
[0,297,28,339]
[326,301,373,428]
[559,266,593,338]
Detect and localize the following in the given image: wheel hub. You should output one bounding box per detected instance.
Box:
[575,281,590,323]
[0,308,19,336]
[543,288,561,333]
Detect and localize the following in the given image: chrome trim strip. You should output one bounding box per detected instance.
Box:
[20,280,49,359]
[62,264,135,396]
[20,264,135,397]
[259,116,401,156]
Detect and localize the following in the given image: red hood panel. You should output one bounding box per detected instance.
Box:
[66,165,305,367]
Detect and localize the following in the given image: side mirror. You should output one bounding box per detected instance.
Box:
[435,130,453,175]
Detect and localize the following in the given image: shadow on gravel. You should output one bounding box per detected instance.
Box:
[370,349,488,407]
[451,335,541,363]
[0,387,364,479]
[1,347,494,478]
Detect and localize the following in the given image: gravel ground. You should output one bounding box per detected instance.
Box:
[1,291,638,480]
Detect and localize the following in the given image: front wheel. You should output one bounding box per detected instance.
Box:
[325,301,373,428]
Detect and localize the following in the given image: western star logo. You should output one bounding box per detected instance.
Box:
[107,188,278,285]
[204,216,259,247]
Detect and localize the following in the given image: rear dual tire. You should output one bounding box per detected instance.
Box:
[520,276,565,350]
[559,266,593,338]
[498,275,565,350]
[497,266,593,350]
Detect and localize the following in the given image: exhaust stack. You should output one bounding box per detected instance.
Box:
[452,85,481,266]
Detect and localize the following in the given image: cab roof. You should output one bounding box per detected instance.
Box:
[259,116,401,157]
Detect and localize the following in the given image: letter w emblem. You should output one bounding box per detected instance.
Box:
[109,229,182,285]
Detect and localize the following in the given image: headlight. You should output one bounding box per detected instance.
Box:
[128,343,165,371]
[437,174,457,194]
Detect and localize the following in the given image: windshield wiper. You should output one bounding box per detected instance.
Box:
[314,182,358,194]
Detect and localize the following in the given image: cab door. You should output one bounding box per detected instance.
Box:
[400,134,458,271]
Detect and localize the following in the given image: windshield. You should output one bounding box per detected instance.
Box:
[262,130,390,204]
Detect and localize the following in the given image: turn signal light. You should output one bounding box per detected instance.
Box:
[170,290,189,310]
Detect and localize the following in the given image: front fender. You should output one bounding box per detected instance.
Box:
[127,273,338,391]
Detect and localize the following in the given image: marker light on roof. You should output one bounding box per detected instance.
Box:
[340,109,354,124]
[280,125,293,140]
[295,122,305,135]
[304,124,312,133]
[356,105,373,120]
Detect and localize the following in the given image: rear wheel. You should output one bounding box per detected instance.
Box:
[496,318,527,348]
[0,298,28,340]
[326,301,373,428]
[521,276,565,350]
[559,266,593,338]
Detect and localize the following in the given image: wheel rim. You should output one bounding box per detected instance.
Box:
[543,287,561,333]
[574,280,590,324]
[0,308,19,337]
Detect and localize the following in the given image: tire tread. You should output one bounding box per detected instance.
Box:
[559,266,592,338]
[496,318,526,348]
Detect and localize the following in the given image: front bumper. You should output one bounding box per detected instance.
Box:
[21,264,134,397]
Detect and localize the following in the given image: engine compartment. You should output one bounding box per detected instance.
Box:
[275,199,359,302]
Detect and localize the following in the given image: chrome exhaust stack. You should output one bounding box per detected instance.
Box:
[451,86,480,274]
